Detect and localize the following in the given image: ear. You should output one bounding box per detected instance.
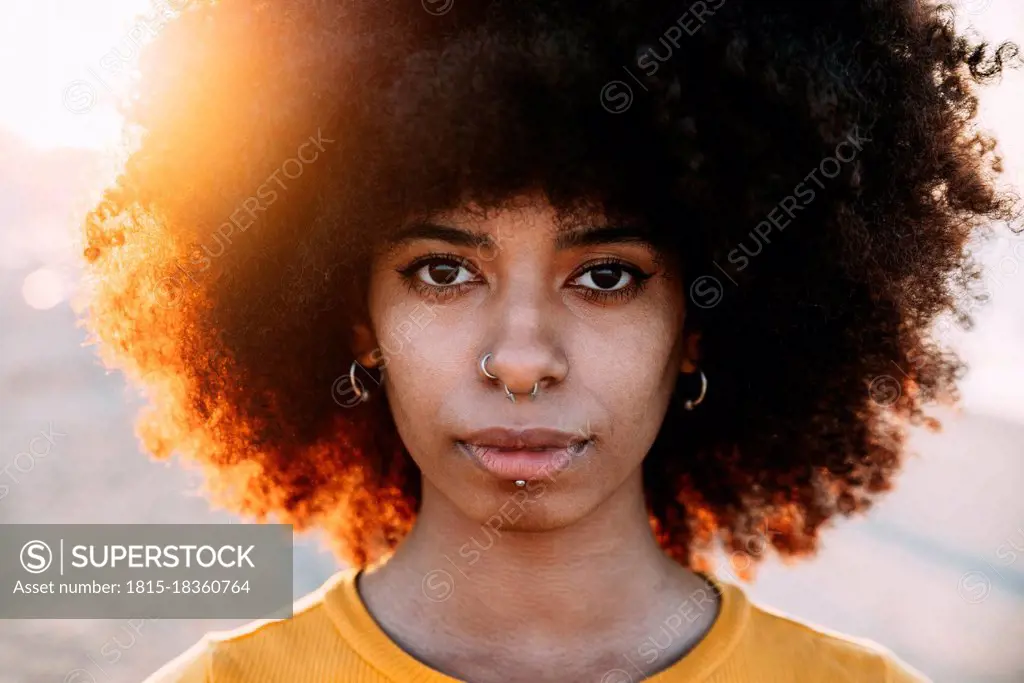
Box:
[680,330,702,374]
[351,322,381,368]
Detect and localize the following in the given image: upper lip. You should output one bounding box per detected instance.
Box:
[461,427,590,450]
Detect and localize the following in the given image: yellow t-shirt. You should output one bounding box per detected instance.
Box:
[144,568,928,682]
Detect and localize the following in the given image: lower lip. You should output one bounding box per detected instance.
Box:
[458,442,590,482]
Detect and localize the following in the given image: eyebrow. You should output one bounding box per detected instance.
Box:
[387,221,656,251]
[555,224,654,250]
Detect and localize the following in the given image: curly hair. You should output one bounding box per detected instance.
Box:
[80,0,1019,573]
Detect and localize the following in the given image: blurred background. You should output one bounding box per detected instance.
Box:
[0,1,1022,681]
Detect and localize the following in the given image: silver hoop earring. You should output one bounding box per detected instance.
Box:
[684,369,707,411]
[350,360,382,403]
[480,352,541,403]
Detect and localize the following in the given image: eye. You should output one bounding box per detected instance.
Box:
[396,253,482,300]
[413,257,476,287]
[571,263,634,291]
[567,259,654,304]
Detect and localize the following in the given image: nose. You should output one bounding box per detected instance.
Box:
[480,284,569,397]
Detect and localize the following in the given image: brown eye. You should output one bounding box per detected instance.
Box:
[573,264,633,291]
[416,258,474,287]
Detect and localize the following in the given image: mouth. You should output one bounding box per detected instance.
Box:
[456,426,593,482]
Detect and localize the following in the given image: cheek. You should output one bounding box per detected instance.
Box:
[598,360,677,466]
[367,273,451,379]
[572,313,682,462]
[373,303,471,443]
[373,298,443,357]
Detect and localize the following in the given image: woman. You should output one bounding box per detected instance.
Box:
[80,0,1017,680]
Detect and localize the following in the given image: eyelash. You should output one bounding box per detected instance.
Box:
[395,252,654,304]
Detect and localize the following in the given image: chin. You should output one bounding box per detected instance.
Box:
[444,471,607,532]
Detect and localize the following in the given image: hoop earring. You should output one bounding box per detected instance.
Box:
[350,360,382,403]
[683,369,707,411]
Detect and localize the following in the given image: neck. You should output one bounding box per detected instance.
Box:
[363,470,694,638]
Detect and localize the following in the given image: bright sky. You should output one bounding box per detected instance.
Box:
[0,0,154,150]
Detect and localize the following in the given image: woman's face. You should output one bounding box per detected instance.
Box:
[360,195,689,529]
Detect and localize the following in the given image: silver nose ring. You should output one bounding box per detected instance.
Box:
[480,353,539,403]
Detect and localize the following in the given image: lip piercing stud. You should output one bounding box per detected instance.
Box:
[514,480,526,488]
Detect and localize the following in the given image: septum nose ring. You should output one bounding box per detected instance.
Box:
[479,353,539,403]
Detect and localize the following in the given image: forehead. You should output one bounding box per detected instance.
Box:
[422,198,607,234]
[385,197,657,248]
[387,220,659,252]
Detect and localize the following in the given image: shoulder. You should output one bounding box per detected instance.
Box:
[735,590,930,682]
[142,636,213,683]
[142,571,352,683]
